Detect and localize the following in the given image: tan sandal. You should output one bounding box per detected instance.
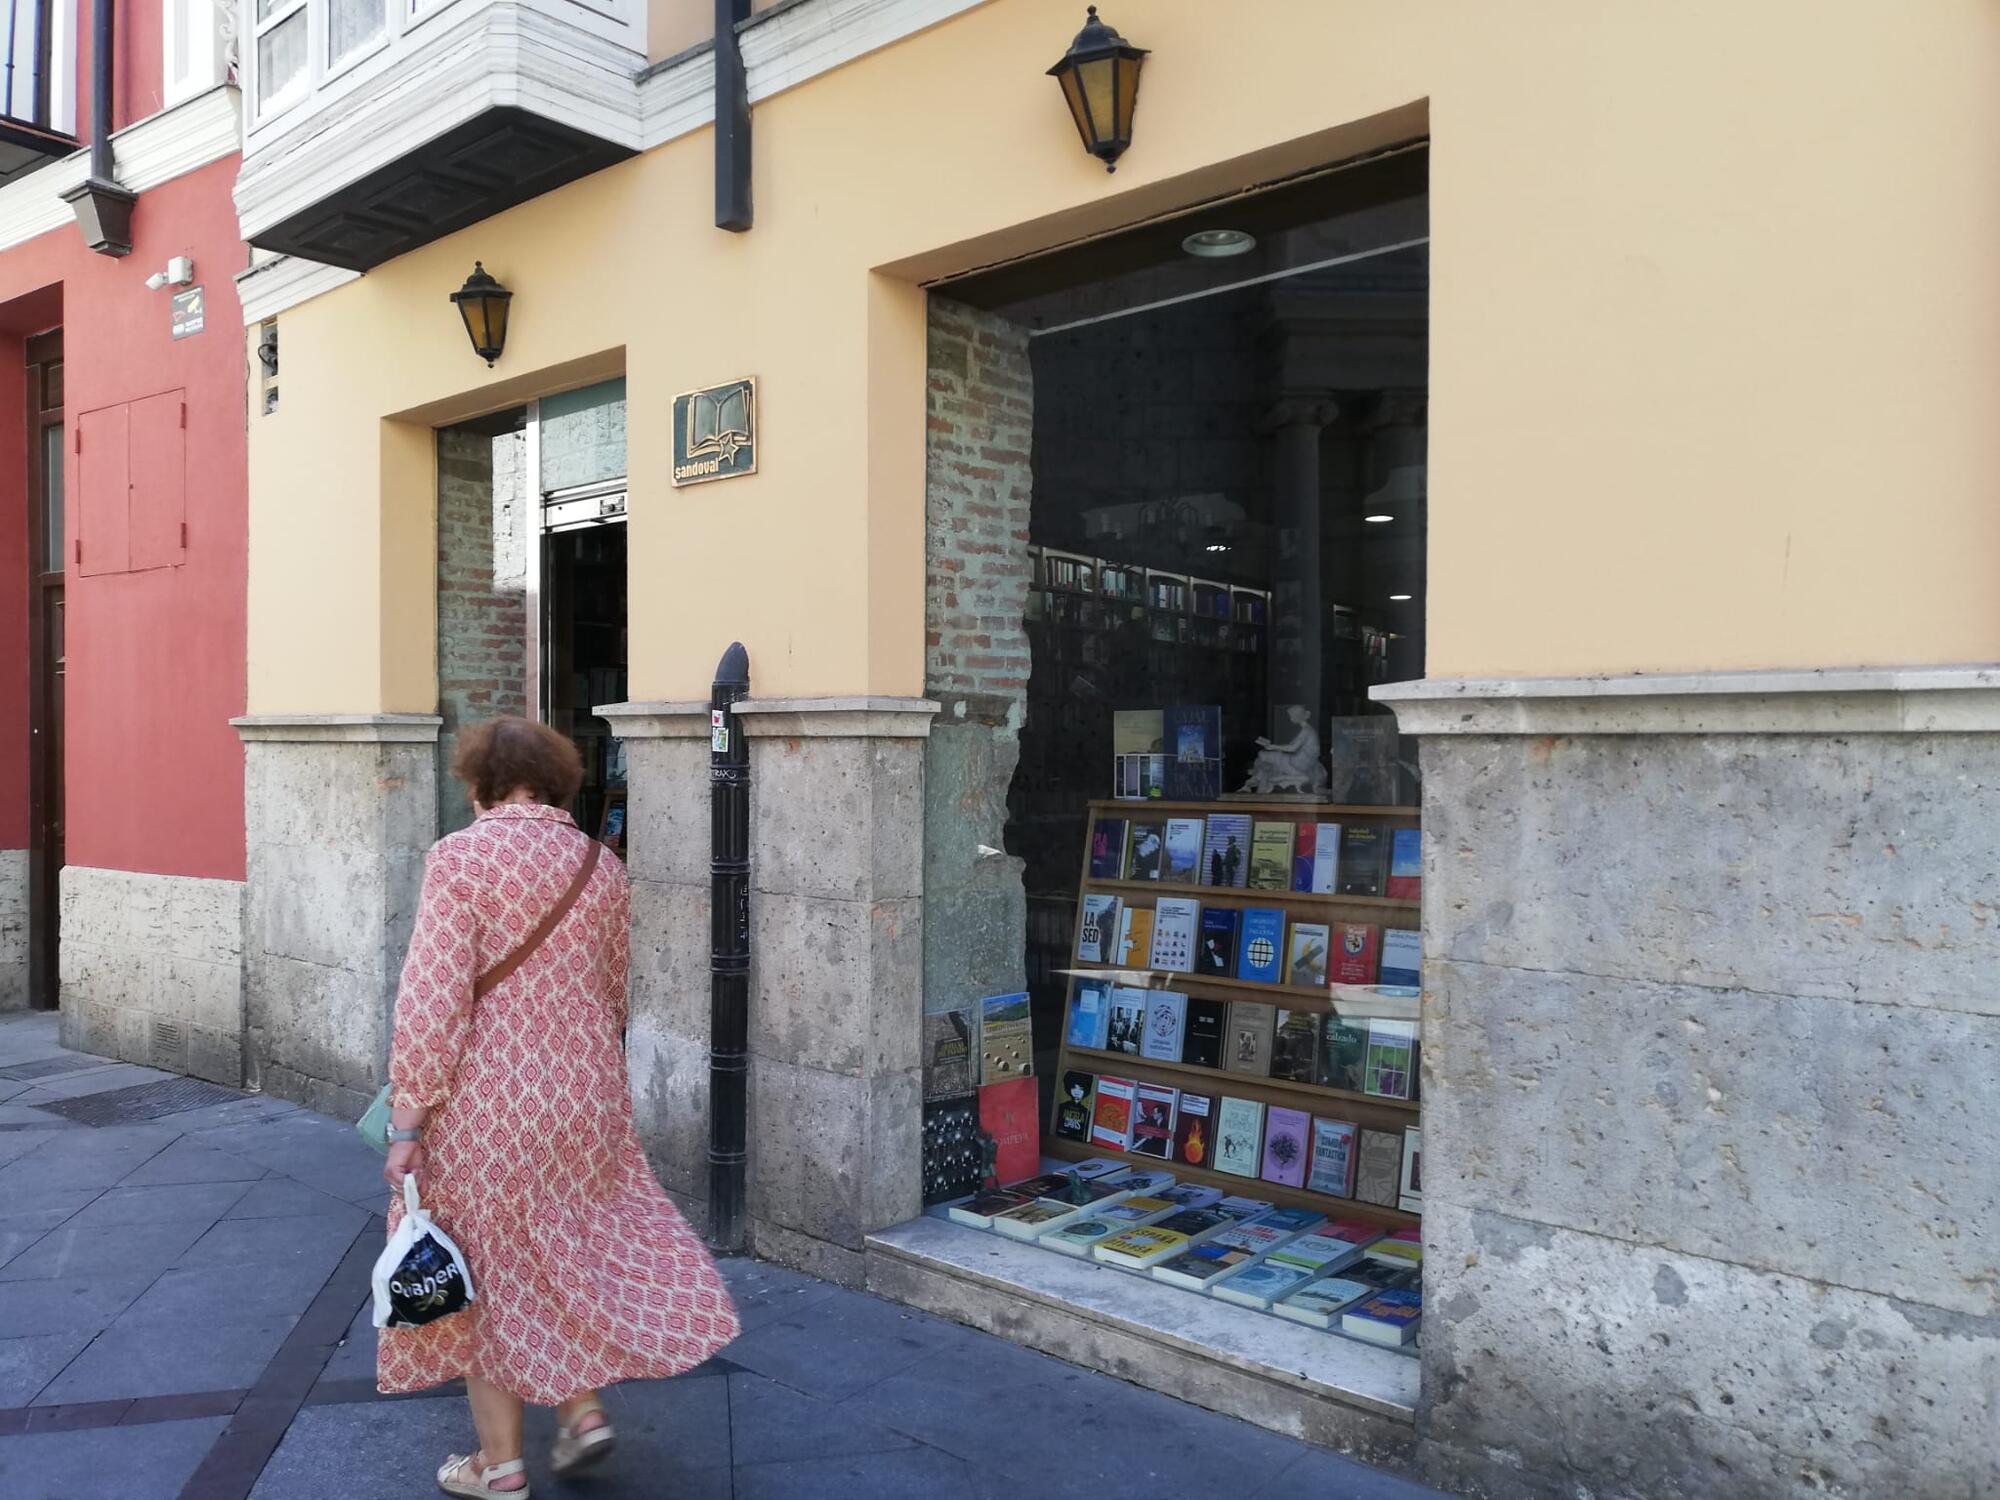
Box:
[552,1399,617,1476]
[438,1452,529,1498]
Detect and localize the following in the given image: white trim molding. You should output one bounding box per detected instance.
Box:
[237,254,362,325]
[231,714,445,743]
[1370,666,2000,736]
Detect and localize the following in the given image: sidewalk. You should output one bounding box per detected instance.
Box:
[0,1012,1449,1499]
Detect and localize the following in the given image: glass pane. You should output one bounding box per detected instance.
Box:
[256,0,292,22]
[328,0,387,67]
[539,379,628,492]
[257,12,307,112]
[42,359,61,410]
[41,422,62,574]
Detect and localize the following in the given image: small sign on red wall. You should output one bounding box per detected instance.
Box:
[170,287,205,340]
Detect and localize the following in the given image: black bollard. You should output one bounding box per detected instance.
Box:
[707,642,751,1253]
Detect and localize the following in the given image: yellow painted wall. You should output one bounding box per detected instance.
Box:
[247,0,2000,713]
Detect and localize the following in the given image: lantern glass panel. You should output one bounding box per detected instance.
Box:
[1114,54,1141,140]
[1077,55,1116,150]
[1056,67,1093,150]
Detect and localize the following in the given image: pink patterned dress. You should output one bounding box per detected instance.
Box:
[378,801,739,1402]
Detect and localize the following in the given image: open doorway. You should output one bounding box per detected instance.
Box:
[25,328,62,1009]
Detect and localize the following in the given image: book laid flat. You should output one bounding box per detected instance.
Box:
[1077,895,1119,963]
[1089,1195,1178,1233]
[1172,1091,1215,1167]
[1091,1075,1137,1150]
[1140,991,1187,1062]
[1041,1215,1128,1257]
[1338,823,1386,896]
[979,993,1033,1083]
[1255,1205,1329,1236]
[1306,1117,1358,1197]
[1105,989,1147,1055]
[1206,1217,1303,1259]
[1355,1128,1405,1207]
[1248,820,1296,890]
[1125,822,1166,882]
[1196,907,1239,978]
[1151,1240,1262,1291]
[978,1075,1038,1186]
[1090,818,1129,880]
[1225,1002,1276,1076]
[1104,1167,1177,1197]
[1379,927,1421,989]
[1268,1222,1379,1275]
[1331,923,1380,985]
[1270,1009,1320,1084]
[1065,980,1111,1050]
[1163,818,1205,882]
[1211,1260,1316,1310]
[1368,1226,1424,1268]
[1235,908,1286,985]
[1214,1096,1266,1177]
[1156,1182,1223,1210]
[1260,1105,1312,1188]
[1286,923,1331,989]
[1065,1157,1131,1180]
[1181,998,1227,1069]
[945,1187,1033,1228]
[988,1198,1099,1241]
[1214,1194,1276,1222]
[1202,813,1252,888]
[1342,1287,1422,1346]
[1363,1020,1418,1100]
[1150,897,1200,973]
[1130,1081,1179,1159]
[1052,1070,1096,1143]
[922,1007,976,1100]
[1092,1224,1199,1270]
[1273,1262,1418,1329]
[1386,827,1422,901]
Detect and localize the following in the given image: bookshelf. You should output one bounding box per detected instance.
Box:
[1048,798,1423,1233]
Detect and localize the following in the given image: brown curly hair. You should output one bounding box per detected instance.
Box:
[451,716,584,809]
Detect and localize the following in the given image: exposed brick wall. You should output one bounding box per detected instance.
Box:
[437,426,529,834]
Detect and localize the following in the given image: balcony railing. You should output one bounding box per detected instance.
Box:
[0,0,76,178]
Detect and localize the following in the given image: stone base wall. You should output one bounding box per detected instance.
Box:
[1411,727,2000,1500]
[0,848,25,1010]
[57,867,244,1082]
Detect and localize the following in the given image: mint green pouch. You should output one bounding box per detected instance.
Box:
[356,1083,393,1155]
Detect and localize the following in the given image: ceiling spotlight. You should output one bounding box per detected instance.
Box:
[1364,513,1394,524]
[1389,594,1413,602]
[1205,542,1231,553]
[1182,228,1256,259]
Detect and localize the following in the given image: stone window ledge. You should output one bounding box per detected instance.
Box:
[231,714,444,743]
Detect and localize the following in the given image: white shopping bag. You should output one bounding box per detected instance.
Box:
[371,1173,478,1329]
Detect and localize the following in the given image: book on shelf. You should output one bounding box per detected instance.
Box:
[1317,1016,1368,1092]
[1273,1262,1418,1329]
[1092,1224,1199,1271]
[1091,1075,1137,1151]
[1214,1194,1276,1222]
[1248,821,1296,890]
[1306,1118,1359,1198]
[1354,1127,1405,1208]
[921,1007,976,1100]
[1286,923,1331,990]
[1342,1287,1422,1347]
[1115,906,1156,968]
[1112,709,1163,761]
[1163,818,1205,882]
[1226,1002,1277,1076]
[1196,908,1238,978]
[1331,923,1380,985]
[1090,1195,1178,1233]
[1065,980,1111,1050]
[1363,1019,1418,1100]
[978,1076,1038,1186]
[1130,1081,1179,1159]
[1090,818,1130,881]
[1140,991,1188,1063]
[1386,828,1422,901]
[1267,1220,1380,1275]
[1292,822,1318,893]
[1114,754,1168,800]
[946,1188,1033,1228]
[1211,1261,1317,1310]
[1156,1181,1223,1210]
[1105,989,1148,1055]
[1236,908,1286,984]
[1298,821,1341,894]
[1368,1226,1424,1269]
[1380,928,1421,989]
[1208,1217,1301,1258]
[1202,813,1252,888]
[1149,898,1200,973]
[1172,1091,1215,1167]
[1261,1106,1312,1189]
[1214,1096,1266,1177]
[1182,999,1227,1069]
[1077,896,1119,964]
[1271,1009,1321,1084]
[1126,821,1166,881]
[980,993,1033,1084]
[1164,706,1223,799]
[1041,1216,1127,1257]
[989,1198,1098,1241]
[1399,1127,1423,1213]
[1105,1167,1176,1197]
[1053,1070,1096,1143]
[1151,1240,1262,1291]
[1338,824,1387,897]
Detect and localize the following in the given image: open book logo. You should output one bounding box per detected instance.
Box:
[672,377,758,485]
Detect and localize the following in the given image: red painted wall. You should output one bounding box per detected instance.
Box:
[72,0,167,140]
[0,155,248,880]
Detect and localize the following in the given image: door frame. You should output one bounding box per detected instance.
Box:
[24,327,63,1010]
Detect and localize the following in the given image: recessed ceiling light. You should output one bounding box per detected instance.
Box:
[1389,594,1413,602]
[1205,543,1231,553]
[1364,513,1394,524]
[1182,228,1256,259]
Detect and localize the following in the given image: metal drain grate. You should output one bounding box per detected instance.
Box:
[0,1054,104,1082]
[37,1076,243,1126]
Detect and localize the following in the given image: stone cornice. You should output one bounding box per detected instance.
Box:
[231,714,444,743]
[734,696,941,739]
[594,701,711,738]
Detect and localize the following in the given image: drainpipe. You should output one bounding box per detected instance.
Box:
[713,0,751,231]
[707,642,751,1252]
[61,0,136,256]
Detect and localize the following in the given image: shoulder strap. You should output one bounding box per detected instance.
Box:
[474,837,603,999]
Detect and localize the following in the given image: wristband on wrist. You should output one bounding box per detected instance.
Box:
[386,1126,424,1145]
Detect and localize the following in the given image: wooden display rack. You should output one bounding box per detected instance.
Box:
[1046,798,1422,1232]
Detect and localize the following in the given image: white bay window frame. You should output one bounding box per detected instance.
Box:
[249,0,311,123]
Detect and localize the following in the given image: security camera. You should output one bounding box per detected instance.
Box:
[145,256,194,291]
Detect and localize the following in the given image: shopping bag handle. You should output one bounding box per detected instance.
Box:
[402,1172,424,1222]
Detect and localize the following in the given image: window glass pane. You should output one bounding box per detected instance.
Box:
[256,12,306,111]
[256,0,290,22]
[539,379,628,492]
[41,422,62,574]
[327,0,386,66]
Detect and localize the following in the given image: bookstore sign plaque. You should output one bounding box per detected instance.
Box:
[672,376,757,486]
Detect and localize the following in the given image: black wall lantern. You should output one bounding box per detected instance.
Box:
[450,262,513,366]
[1048,6,1147,172]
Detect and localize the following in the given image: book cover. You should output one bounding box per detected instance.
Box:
[1140,991,1188,1062]
[1386,827,1422,901]
[1151,1241,1261,1291]
[1105,988,1148,1055]
[1103,1167,1177,1197]
[1156,1181,1223,1210]
[989,1198,1092,1241]
[1181,999,1227,1069]
[1379,928,1421,989]
[1355,1127,1404,1207]
[978,1076,1038,1186]
[1151,1208,1230,1244]
[1092,1225,1194,1270]
[1271,1009,1321,1084]
[1211,1261,1315,1310]
[1090,1075,1137,1151]
[1065,979,1111,1051]
[1210,1219,1298,1256]
[1306,1117,1358,1197]
[1399,1127,1423,1213]
[1163,818,1206,882]
[1126,822,1166,882]
[1318,1219,1387,1255]
[1094,1194,1177,1230]
[1041,1216,1125,1257]
[1195,908,1238,978]
[1286,923,1331,989]
[1201,814,1253,888]
[1130,1081,1179,1159]
[1053,1070,1096,1143]
[1213,1097,1266,1177]
[1172,1091,1215,1167]
[1077,894,1120,964]
[1310,822,1341,894]
[1236,908,1286,984]
[1273,1263,1417,1329]
[1292,822,1318,893]
[1115,906,1155,968]
[1369,1227,1424,1268]
[921,1007,976,1100]
[1064,1157,1131,1180]
[1331,923,1381,986]
[1225,1002,1276,1076]
[1269,1225,1372,1274]
[1248,821,1296,890]
[1317,1015,1369,1092]
[1090,818,1129,880]
[1363,1019,1418,1100]
[945,1187,1033,1228]
[1163,705,1223,800]
[1149,897,1201,973]
[979,992,1033,1083]
[1338,824,1386,897]
[1261,1106,1311,1188]
[1342,1287,1422,1347]
[1112,709,1163,758]
[1257,1205,1329,1235]
[1214,1194,1276,1222]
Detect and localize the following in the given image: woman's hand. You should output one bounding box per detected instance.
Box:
[384,1140,426,1189]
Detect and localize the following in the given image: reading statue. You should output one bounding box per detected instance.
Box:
[1239,704,1330,795]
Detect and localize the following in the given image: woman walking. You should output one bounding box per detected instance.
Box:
[378,717,739,1498]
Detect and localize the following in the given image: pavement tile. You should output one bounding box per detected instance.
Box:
[148,1095,303,1133]
[117,1137,271,1187]
[191,1115,388,1204]
[722,1255,842,1331]
[725,1283,982,1403]
[176,1210,367,1275]
[117,1257,341,1327]
[726,1369,917,1466]
[0,1414,227,1500]
[64,1180,255,1229]
[226,1177,373,1220]
[1250,1447,1454,1500]
[0,1127,179,1194]
[0,1331,95,1406]
[9,1063,179,1103]
[316,1298,378,1385]
[0,1106,79,1129]
[0,1218,212,1284]
[0,1275,156,1337]
[33,1314,299,1405]
[0,1131,65,1169]
[246,1398,490,1500]
[734,1442,983,1500]
[0,1190,101,1228]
